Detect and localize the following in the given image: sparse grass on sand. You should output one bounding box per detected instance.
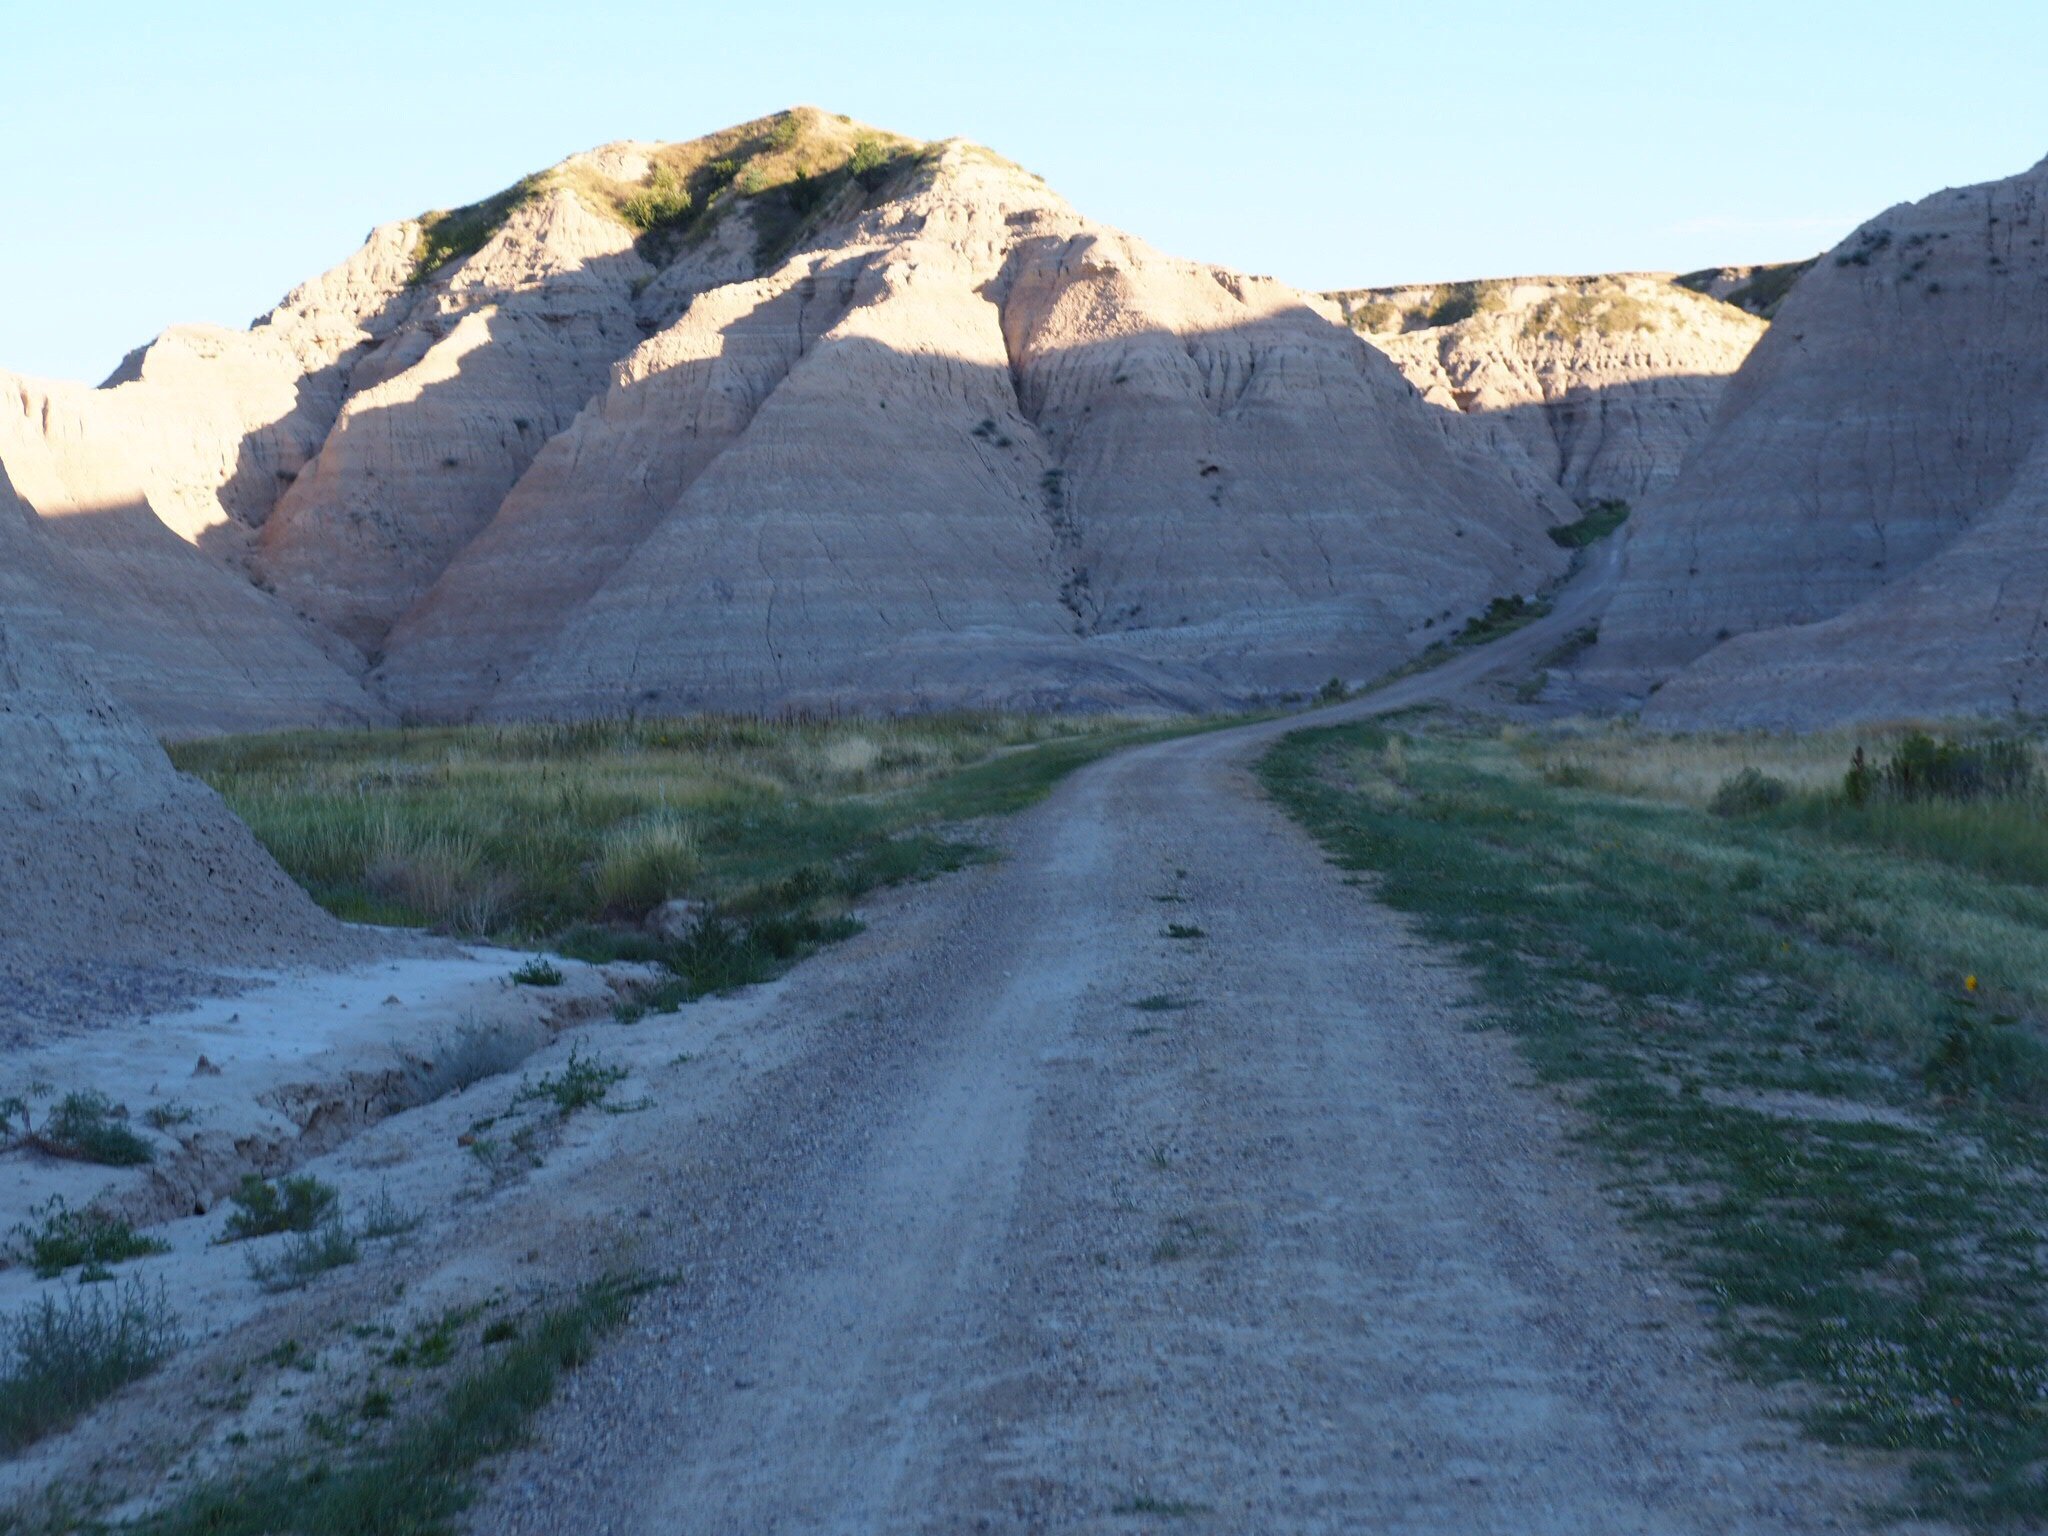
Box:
[1263,717,2048,1528]
[172,713,1184,1014]
[129,1277,639,1536]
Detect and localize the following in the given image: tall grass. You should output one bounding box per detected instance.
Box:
[171,715,1130,941]
[172,714,1178,1007]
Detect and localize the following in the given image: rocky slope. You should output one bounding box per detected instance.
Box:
[3,110,1577,725]
[1329,274,1766,506]
[370,141,1569,719]
[0,448,383,739]
[1586,153,2048,723]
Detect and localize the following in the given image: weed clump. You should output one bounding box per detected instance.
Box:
[1846,733,2034,805]
[1548,499,1631,549]
[0,1280,178,1451]
[1709,767,1790,817]
[11,1091,156,1167]
[14,1199,167,1280]
[413,1017,539,1103]
[246,1223,359,1293]
[223,1174,339,1242]
[510,957,564,987]
[514,1048,628,1117]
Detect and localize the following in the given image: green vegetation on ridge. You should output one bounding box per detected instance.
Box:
[406,107,927,283]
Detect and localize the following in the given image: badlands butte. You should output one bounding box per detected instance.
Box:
[16,107,2044,740]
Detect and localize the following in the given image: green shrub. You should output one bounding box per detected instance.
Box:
[1547,499,1631,549]
[223,1174,339,1242]
[410,176,544,286]
[33,1092,153,1167]
[511,957,564,987]
[0,1280,178,1451]
[1709,767,1790,817]
[514,1048,627,1117]
[246,1222,359,1293]
[1876,732,2033,803]
[15,1199,167,1280]
[619,163,694,246]
[848,135,893,190]
[356,1186,423,1241]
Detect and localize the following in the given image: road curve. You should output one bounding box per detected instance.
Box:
[477,551,1868,1534]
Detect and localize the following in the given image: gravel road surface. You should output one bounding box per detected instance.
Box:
[476,551,1879,1533]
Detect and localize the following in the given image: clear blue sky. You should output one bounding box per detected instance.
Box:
[4,0,2043,382]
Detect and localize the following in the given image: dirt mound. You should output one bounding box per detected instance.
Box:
[0,603,373,1021]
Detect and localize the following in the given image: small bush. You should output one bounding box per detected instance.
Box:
[619,162,692,236]
[848,135,893,190]
[246,1222,359,1293]
[1315,677,1351,706]
[1456,594,1548,646]
[414,1017,540,1103]
[15,1199,167,1280]
[0,1280,178,1451]
[514,1048,627,1117]
[223,1174,339,1242]
[1874,732,2033,803]
[511,957,564,988]
[1709,767,1790,817]
[1548,499,1631,549]
[142,1102,196,1132]
[356,1186,423,1241]
[32,1091,153,1167]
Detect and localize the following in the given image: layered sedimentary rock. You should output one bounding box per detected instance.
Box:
[1592,153,2048,718]
[5,109,1575,726]
[1644,432,2048,727]
[0,447,385,739]
[0,589,359,982]
[1330,274,1766,505]
[378,140,1570,717]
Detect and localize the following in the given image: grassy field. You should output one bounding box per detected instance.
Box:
[173,714,1179,1013]
[1262,717,2048,1527]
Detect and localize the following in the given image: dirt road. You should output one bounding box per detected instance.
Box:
[476,553,1871,1533]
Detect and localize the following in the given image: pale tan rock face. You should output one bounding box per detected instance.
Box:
[1333,275,1765,506]
[384,146,1569,719]
[3,219,422,549]
[1596,154,2048,715]
[375,254,876,717]
[0,436,386,738]
[255,190,655,650]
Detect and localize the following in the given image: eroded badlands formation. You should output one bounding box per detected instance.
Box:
[3,109,2043,735]
[1329,273,1766,506]
[0,109,1608,730]
[1590,152,2048,726]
